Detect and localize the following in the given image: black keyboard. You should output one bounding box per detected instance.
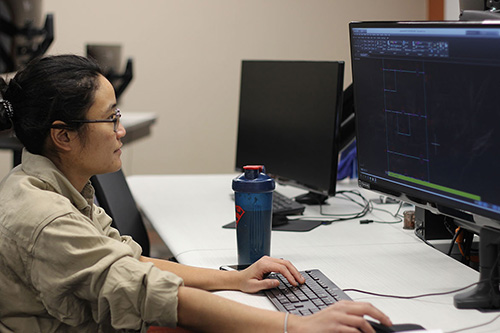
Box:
[264,269,352,316]
[273,191,306,216]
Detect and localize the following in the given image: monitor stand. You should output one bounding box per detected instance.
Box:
[295,192,328,205]
[454,226,500,310]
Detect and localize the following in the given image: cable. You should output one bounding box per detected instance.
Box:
[300,190,371,224]
[367,205,403,224]
[343,280,482,300]
[353,197,403,224]
[443,216,458,237]
[318,190,370,217]
[393,200,405,217]
[285,190,369,224]
[445,314,500,333]
[447,227,463,256]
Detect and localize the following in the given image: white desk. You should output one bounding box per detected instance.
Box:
[128,174,500,332]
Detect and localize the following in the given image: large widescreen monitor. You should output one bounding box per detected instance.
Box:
[350,21,500,310]
[235,60,345,204]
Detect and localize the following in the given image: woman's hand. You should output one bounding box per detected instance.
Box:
[236,256,306,293]
[291,300,393,333]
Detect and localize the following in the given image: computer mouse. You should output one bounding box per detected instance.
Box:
[272,214,289,227]
[367,320,425,332]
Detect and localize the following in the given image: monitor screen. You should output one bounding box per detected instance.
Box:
[350,20,500,309]
[235,60,345,202]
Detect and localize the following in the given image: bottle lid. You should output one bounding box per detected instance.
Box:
[243,165,263,172]
[232,165,275,193]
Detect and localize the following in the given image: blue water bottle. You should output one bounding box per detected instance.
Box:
[232,165,275,265]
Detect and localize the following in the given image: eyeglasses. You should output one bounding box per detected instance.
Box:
[56,109,122,132]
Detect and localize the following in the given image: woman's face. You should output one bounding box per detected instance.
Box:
[73,75,126,177]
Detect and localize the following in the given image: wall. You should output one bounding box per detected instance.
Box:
[0,1,427,177]
[445,0,461,19]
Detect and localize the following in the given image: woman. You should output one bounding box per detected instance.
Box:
[0,55,391,332]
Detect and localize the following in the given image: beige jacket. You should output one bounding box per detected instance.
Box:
[0,150,183,332]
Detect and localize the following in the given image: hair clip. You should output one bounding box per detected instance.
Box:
[1,99,14,119]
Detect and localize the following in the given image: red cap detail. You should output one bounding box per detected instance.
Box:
[243,165,263,172]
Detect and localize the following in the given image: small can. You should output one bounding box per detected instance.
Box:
[403,210,415,230]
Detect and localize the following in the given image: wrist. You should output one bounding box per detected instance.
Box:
[224,269,245,291]
[285,313,301,333]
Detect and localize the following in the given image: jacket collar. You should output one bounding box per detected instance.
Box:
[20,149,95,214]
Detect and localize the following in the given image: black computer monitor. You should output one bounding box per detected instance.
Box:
[235,60,345,204]
[350,21,500,310]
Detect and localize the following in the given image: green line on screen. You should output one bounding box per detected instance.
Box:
[388,172,481,201]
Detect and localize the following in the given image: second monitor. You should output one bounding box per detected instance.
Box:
[235,60,346,205]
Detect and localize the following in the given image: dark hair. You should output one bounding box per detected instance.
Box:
[0,54,103,155]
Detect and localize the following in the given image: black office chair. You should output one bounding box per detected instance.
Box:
[91,169,150,257]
